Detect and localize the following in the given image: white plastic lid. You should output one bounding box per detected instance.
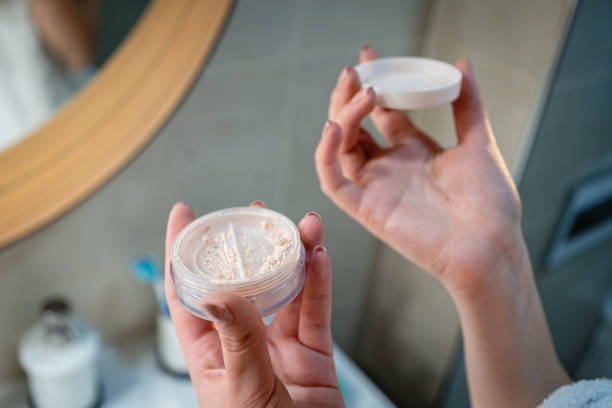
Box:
[354,57,462,110]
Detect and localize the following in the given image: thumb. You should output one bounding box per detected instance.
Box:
[452,58,492,146]
[202,292,288,404]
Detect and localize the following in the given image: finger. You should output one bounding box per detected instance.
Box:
[249,200,266,208]
[315,121,362,214]
[165,203,217,342]
[358,128,386,157]
[299,245,333,355]
[270,212,324,337]
[360,46,441,151]
[297,212,324,249]
[165,203,223,369]
[202,292,276,392]
[359,45,412,144]
[359,44,379,62]
[374,107,443,153]
[452,59,492,146]
[329,65,361,120]
[336,86,377,153]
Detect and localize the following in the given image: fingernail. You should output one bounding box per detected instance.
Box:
[174,201,188,209]
[305,211,321,221]
[362,44,371,51]
[250,200,266,207]
[345,65,356,78]
[202,303,234,324]
[365,86,375,99]
[324,120,336,133]
[313,245,327,254]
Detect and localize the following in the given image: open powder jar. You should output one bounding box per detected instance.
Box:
[171,207,305,320]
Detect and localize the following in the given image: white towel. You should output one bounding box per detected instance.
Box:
[538,379,612,408]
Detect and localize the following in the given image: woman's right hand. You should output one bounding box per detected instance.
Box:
[315,46,524,294]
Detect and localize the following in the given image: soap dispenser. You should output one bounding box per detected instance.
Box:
[18,297,101,408]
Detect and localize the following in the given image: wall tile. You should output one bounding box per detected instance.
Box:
[207,0,297,66]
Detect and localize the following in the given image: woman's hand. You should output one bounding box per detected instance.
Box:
[165,201,344,408]
[316,46,570,408]
[316,46,522,294]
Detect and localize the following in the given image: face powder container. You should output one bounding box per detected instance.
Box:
[171,207,305,320]
[355,57,462,110]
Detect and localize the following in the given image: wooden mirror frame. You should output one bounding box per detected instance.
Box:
[0,0,233,248]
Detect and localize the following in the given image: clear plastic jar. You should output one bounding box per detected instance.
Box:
[171,207,305,320]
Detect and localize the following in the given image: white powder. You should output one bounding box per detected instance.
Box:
[195,220,293,281]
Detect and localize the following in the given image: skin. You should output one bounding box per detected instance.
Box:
[314,46,571,407]
[165,201,344,407]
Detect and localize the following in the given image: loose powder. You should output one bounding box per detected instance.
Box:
[194,219,293,281]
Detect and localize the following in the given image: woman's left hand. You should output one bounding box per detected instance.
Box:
[165,201,344,408]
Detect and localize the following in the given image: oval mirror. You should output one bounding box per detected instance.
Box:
[0,0,233,247]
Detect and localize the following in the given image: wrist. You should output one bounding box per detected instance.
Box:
[443,230,571,407]
[442,228,533,306]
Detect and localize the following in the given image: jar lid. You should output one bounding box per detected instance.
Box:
[354,57,462,110]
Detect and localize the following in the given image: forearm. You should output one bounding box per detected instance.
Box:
[448,239,571,408]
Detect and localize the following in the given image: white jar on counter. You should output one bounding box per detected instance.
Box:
[18,298,100,408]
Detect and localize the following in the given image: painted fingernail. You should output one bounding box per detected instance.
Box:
[250,200,266,207]
[324,120,337,133]
[305,211,321,221]
[202,303,234,324]
[362,44,371,51]
[313,245,327,254]
[346,65,357,77]
[365,86,375,98]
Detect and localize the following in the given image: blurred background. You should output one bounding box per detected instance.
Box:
[1,0,612,407]
[0,0,149,151]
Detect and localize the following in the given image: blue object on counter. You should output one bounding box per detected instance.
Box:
[131,256,161,283]
[131,255,169,316]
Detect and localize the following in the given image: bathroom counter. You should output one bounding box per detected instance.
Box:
[0,334,395,407]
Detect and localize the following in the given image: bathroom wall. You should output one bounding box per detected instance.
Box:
[0,0,431,380]
[354,0,576,406]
